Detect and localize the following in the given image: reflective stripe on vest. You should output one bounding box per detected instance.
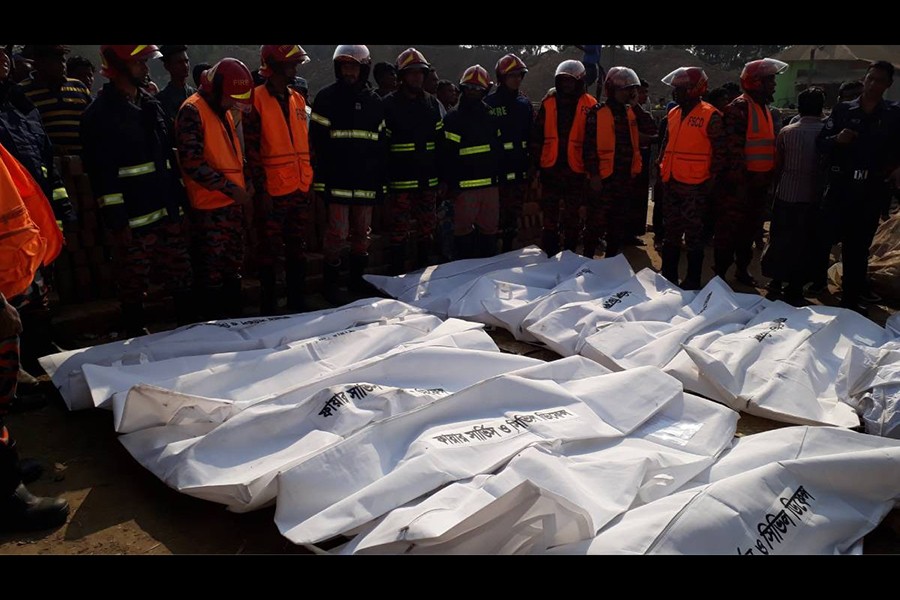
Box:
[660,101,718,185]
[390,142,416,152]
[330,129,380,141]
[52,187,68,201]
[310,112,331,127]
[98,193,124,207]
[595,103,642,179]
[330,188,377,200]
[459,178,493,188]
[129,208,167,229]
[253,84,313,195]
[459,144,491,156]
[540,93,597,174]
[118,161,156,177]
[181,93,245,210]
[742,93,775,172]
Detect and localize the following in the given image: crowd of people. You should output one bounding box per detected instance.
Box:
[0,42,898,534]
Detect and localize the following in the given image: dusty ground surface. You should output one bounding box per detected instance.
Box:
[1,231,898,555]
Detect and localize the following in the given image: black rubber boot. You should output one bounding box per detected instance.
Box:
[223,278,244,319]
[454,232,477,260]
[501,231,516,254]
[540,230,559,258]
[285,260,308,313]
[415,238,433,270]
[120,302,149,338]
[258,266,278,316]
[680,248,705,291]
[349,253,381,299]
[661,246,681,286]
[323,260,343,306]
[713,247,732,279]
[388,244,406,276]
[18,308,53,375]
[172,288,198,325]
[0,483,69,532]
[476,233,498,258]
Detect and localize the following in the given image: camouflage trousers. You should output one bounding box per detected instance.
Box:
[190,203,245,287]
[714,175,772,271]
[112,218,193,304]
[0,336,18,416]
[8,268,49,313]
[584,176,632,258]
[540,172,588,253]
[387,189,438,244]
[323,203,374,263]
[453,186,499,236]
[498,182,528,242]
[662,180,711,255]
[257,190,312,267]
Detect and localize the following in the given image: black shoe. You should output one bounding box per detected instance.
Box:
[17,458,43,485]
[7,392,49,414]
[805,282,827,296]
[859,289,882,304]
[0,483,69,532]
[734,270,758,287]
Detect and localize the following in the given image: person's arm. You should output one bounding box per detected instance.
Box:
[0,292,22,339]
[583,105,600,180]
[708,112,727,178]
[175,103,248,204]
[530,102,547,173]
[43,133,77,227]
[722,101,748,180]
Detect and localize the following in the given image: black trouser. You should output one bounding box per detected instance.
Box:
[0,417,19,497]
[815,176,887,302]
[762,199,816,294]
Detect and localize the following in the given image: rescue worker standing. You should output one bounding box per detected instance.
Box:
[0,142,69,532]
[81,45,193,336]
[817,60,900,315]
[486,53,534,253]
[438,65,504,259]
[582,66,643,259]
[531,60,596,257]
[657,67,726,290]
[382,48,443,274]
[0,45,77,371]
[309,45,386,304]
[715,58,788,286]
[244,45,314,314]
[175,58,255,320]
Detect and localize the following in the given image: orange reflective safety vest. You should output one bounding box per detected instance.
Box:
[540,92,597,174]
[253,84,313,196]
[0,142,52,299]
[595,103,642,179]
[660,101,719,184]
[742,93,776,172]
[181,94,246,210]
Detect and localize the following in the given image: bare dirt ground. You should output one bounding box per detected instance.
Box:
[1,230,898,555]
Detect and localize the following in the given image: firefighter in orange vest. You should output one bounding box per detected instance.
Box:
[175,58,255,320]
[530,60,596,257]
[658,67,727,289]
[714,58,788,286]
[582,66,643,259]
[0,141,69,533]
[244,45,314,314]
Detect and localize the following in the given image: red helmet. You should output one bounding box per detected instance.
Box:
[661,66,709,99]
[201,58,254,113]
[554,59,585,80]
[99,45,161,78]
[395,47,430,73]
[603,66,640,97]
[495,53,528,81]
[740,58,788,92]
[459,64,492,91]
[259,45,309,78]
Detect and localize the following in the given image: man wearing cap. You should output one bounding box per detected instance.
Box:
[157,44,195,138]
[81,45,194,336]
[18,45,92,156]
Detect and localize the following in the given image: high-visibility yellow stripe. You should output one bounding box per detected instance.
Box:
[166,160,173,170]
[230,89,252,100]
[98,193,125,207]
[23,89,44,97]
[118,162,156,177]
[425,142,435,150]
[330,129,379,141]
[427,178,439,187]
[444,131,461,143]
[503,142,514,150]
[313,182,326,192]
[435,121,444,130]
[331,188,377,199]
[506,172,517,180]
[459,178,493,188]
[459,144,490,156]
[52,188,68,201]
[178,206,185,216]
[390,143,416,152]
[40,166,48,177]
[33,99,55,107]
[56,220,64,230]
[129,208,167,228]
[521,141,528,148]
[389,180,419,189]
[310,112,331,127]
[61,97,88,104]
[131,45,148,56]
